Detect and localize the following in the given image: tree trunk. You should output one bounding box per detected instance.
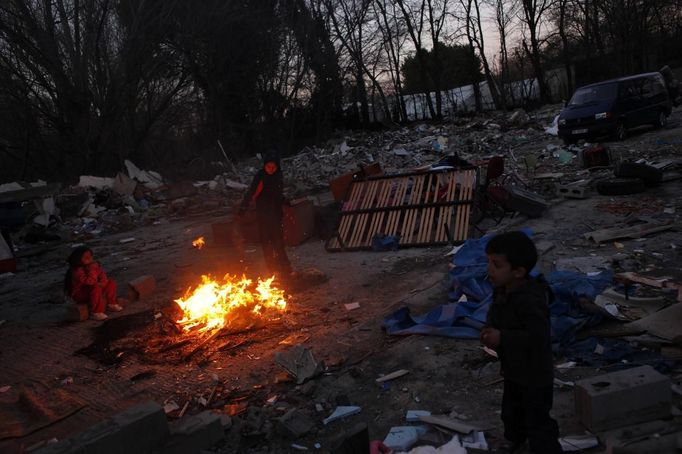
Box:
[558,0,573,97]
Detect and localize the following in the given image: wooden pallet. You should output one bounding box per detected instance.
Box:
[326,168,476,251]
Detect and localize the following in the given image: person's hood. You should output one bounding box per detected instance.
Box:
[262,149,281,170]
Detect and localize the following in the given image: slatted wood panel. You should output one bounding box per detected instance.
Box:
[326,169,476,251]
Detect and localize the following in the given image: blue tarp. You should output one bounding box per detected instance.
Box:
[383,230,613,347]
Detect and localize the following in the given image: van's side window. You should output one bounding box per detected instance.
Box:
[620,81,637,98]
[642,78,654,97]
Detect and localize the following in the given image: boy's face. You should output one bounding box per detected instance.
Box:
[264,161,277,175]
[487,253,525,288]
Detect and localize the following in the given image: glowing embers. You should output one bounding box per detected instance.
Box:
[192,237,206,249]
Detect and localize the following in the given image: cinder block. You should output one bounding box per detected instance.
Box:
[277,409,316,439]
[36,401,169,454]
[575,365,671,432]
[601,420,680,454]
[161,411,224,454]
[64,304,89,322]
[128,275,156,301]
[283,199,316,246]
[556,183,588,199]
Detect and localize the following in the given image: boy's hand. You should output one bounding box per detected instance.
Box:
[481,327,501,349]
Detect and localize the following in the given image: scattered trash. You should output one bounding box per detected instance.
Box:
[418,414,481,434]
[163,401,180,414]
[322,406,361,425]
[559,434,599,451]
[383,426,419,452]
[344,302,360,311]
[406,410,431,422]
[275,345,325,385]
[375,369,409,383]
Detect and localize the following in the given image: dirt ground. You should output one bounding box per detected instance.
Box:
[1,109,682,453]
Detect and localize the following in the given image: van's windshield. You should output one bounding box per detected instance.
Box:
[568,83,617,106]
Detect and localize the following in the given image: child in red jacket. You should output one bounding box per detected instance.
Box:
[65,246,124,321]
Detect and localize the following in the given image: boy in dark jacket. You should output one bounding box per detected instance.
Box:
[480,231,562,454]
[239,150,292,277]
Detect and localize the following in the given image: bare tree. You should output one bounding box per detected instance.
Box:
[519,0,553,103]
[394,0,438,118]
[460,0,503,110]
[487,0,518,106]
[0,0,189,176]
[459,1,482,111]
[425,0,450,118]
[325,0,394,124]
[374,0,409,122]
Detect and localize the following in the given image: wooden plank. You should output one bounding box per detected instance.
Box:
[399,176,417,243]
[416,174,434,242]
[349,180,379,247]
[435,173,456,242]
[453,173,466,241]
[422,174,442,243]
[336,181,366,248]
[410,175,426,243]
[386,177,408,236]
[460,170,476,241]
[357,179,384,247]
[443,171,460,241]
[365,179,393,246]
[360,180,391,247]
[389,177,408,240]
[403,175,425,244]
[454,170,474,241]
[438,172,457,242]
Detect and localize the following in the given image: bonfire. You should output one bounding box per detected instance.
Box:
[174,274,287,335]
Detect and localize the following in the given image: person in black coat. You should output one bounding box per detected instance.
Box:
[238,150,292,277]
[480,231,563,454]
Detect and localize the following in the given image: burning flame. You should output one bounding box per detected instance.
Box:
[192,237,205,249]
[175,274,286,334]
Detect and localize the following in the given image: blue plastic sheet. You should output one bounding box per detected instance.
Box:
[383,230,614,347]
[372,234,400,252]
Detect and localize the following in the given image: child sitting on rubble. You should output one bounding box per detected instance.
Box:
[480,231,563,454]
[64,246,124,321]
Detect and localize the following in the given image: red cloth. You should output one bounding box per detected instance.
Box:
[69,263,117,314]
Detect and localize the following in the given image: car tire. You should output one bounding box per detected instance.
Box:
[562,137,577,146]
[614,162,663,185]
[611,122,626,141]
[596,177,646,196]
[655,111,668,128]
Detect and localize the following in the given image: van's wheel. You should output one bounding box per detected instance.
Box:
[612,122,626,141]
[655,111,668,128]
[562,137,577,146]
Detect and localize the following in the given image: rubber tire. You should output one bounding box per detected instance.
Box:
[596,177,646,196]
[611,122,626,141]
[655,111,668,128]
[562,137,577,146]
[614,162,663,185]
